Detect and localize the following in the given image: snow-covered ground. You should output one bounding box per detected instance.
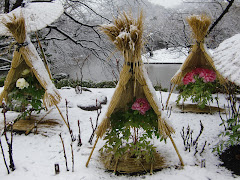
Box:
[0,86,238,180]
[148,0,183,9]
[142,48,187,64]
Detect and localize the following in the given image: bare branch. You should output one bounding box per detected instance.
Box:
[68,0,111,22]
[207,0,235,36]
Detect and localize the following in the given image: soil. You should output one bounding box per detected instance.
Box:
[220,145,240,175]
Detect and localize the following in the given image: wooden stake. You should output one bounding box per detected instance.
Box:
[54,103,69,129]
[86,136,99,167]
[168,135,184,166]
[54,163,60,174]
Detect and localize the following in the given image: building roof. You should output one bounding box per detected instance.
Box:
[213,34,240,86]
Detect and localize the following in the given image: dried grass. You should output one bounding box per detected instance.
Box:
[100,11,144,61]
[186,14,211,42]
[3,15,26,43]
[100,151,166,174]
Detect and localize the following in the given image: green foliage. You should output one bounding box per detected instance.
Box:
[53,79,117,89]
[0,75,6,87]
[214,114,240,153]
[7,72,45,119]
[100,102,164,164]
[176,77,218,109]
[213,82,240,153]
[154,84,168,92]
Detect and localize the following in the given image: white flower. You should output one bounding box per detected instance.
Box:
[21,69,30,76]
[16,78,29,89]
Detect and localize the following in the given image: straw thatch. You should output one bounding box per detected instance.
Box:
[0,15,61,109]
[96,11,175,139]
[171,15,226,86]
[100,151,166,174]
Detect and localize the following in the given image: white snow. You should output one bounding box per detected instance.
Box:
[0,1,63,36]
[0,86,238,179]
[142,48,187,64]
[24,36,61,108]
[212,33,240,86]
[148,0,183,9]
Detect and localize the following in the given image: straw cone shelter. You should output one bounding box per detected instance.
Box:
[86,11,184,169]
[0,3,68,127]
[166,15,226,106]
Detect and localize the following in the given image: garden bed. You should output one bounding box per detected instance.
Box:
[176,104,225,114]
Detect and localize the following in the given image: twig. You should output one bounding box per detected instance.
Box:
[2,102,15,171]
[88,100,102,145]
[0,137,10,174]
[89,117,94,131]
[59,133,69,171]
[181,121,205,155]
[194,142,198,156]
[65,99,76,142]
[168,106,172,118]
[77,120,82,147]
[159,90,163,104]
[200,141,207,156]
[70,142,74,172]
[193,121,204,146]
[216,96,226,130]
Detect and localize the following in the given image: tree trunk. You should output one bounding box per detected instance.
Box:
[11,0,23,11]
[207,0,235,36]
[4,0,10,13]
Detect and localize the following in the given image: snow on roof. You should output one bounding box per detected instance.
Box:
[213,34,240,86]
[0,1,63,36]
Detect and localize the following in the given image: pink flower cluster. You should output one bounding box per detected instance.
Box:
[183,68,216,85]
[131,98,151,115]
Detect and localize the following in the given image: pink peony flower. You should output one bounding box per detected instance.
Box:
[131,98,151,115]
[198,68,216,83]
[183,71,196,85]
[183,68,216,84]
[192,68,203,75]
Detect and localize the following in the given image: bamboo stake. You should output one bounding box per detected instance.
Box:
[86,136,99,167]
[54,103,69,129]
[166,83,176,108]
[35,32,52,79]
[168,134,184,166]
